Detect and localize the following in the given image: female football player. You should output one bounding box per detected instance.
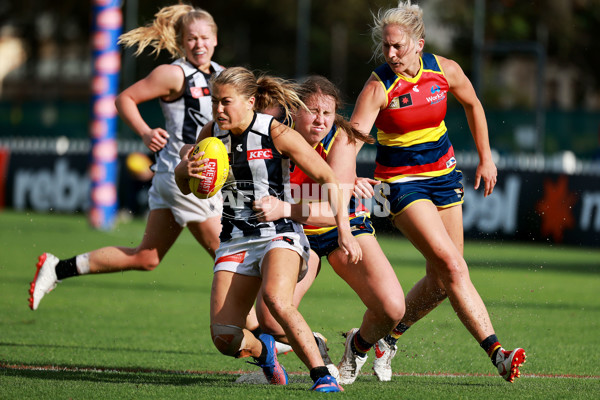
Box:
[174,66,360,392]
[252,75,406,384]
[349,0,526,383]
[29,5,225,309]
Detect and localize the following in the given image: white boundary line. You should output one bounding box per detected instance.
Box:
[1,362,598,380]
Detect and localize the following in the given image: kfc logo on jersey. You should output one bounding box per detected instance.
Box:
[247,149,273,160]
[190,86,211,98]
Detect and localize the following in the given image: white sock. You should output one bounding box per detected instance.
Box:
[76,253,91,275]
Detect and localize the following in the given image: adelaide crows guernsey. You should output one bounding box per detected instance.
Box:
[212,112,303,242]
[289,125,368,235]
[373,53,455,183]
[155,58,224,173]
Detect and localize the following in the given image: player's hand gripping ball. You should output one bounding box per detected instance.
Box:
[189,137,229,199]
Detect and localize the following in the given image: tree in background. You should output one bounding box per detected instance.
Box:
[0,0,598,109]
[438,0,600,110]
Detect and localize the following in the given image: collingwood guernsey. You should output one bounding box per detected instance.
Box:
[155,58,224,173]
[213,112,303,242]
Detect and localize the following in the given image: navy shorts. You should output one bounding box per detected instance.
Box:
[306,214,375,259]
[382,169,464,217]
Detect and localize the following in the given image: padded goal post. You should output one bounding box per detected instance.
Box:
[89,0,122,230]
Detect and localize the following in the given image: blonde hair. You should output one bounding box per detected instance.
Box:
[370,1,425,62]
[118,4,217,58]
[211,67,307,124]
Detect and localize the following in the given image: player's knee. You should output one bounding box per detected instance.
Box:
[442,261,468,286]
[134,250,161,271]
[210,324,251,358]
[141,261,160,271]
[371,296,404,328]
[384,296,406,324]
[431,256,467,284]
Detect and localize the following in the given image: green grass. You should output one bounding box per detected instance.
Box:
[1,211,599,399]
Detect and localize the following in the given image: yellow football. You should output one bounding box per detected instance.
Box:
[188,137,229,199]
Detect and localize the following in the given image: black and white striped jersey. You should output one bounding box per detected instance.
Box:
[213,112,303,242]
[154,58,224,173]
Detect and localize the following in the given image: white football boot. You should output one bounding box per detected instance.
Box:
[275,341,293,355]
[29,253,60,310]
[372,338,397,381]
[337,328,367,384]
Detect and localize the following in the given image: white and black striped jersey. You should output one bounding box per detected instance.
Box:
[213,112,303,242]
[154,58,224,173]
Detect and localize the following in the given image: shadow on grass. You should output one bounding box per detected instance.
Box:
[0,341,199,356]
[386,254,600,275]
[2,276,204,293]
[467,261,600,274]
[484,301,600,312]
[0,365,225,386]
[0,363,312,392]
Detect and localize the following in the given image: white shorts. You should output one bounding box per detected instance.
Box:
[214,233,310,282]
[148,172,223,227]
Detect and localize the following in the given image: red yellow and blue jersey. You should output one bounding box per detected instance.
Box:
[290,124,368,235]
[373,53,456,183]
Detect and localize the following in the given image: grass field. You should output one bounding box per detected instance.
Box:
[1,210,599,399]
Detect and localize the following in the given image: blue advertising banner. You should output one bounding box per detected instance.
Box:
[356,160,600,247]
[0,148,598,247]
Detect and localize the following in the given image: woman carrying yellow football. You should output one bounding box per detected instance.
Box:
[175,66,360,392]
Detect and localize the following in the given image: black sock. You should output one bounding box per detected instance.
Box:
[254,338,268,365]
[350,330,372,357]
[384,335,397,346]
[55,257,79,280]
[385,322,410,346]
[250,327,263,338]
[310,366,330,382]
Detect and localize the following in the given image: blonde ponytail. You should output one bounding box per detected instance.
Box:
[118,4,217,59]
